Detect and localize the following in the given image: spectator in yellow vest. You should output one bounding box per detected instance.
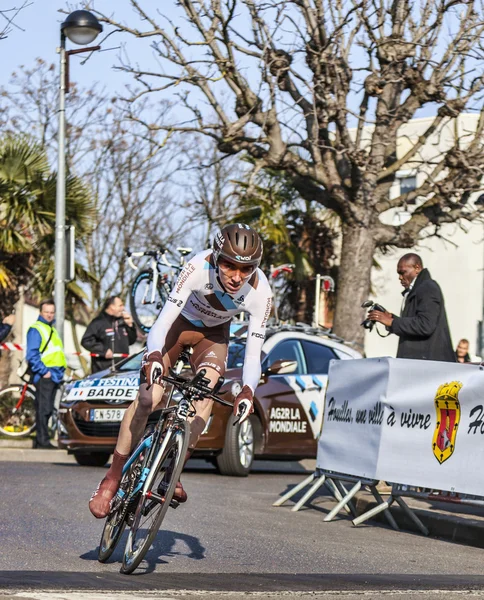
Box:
[26,299,66,449]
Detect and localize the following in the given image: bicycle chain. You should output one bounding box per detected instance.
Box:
[109,460,142,528]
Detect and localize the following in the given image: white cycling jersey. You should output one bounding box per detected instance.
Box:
[147,250,273,392]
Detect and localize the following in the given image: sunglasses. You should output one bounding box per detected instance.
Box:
[218,258,255,277]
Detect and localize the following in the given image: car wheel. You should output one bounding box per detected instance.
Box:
[73,452,111,467]
[216,414,256,477]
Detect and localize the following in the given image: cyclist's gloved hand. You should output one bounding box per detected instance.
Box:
[233,385,254,425]
[142,350,164,389]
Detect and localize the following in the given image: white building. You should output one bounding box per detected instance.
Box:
[364,114,483,359]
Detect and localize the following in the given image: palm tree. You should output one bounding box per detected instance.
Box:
[0,136,96,378]
[234,166,338,323]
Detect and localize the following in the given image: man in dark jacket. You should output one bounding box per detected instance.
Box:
[368,253,455,362]
[0,313,15,343]
[81,296,137,373]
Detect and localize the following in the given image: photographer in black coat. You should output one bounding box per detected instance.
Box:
[368,253,455,362]
[81,296,137,374]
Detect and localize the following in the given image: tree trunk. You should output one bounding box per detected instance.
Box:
[332,224,376,350]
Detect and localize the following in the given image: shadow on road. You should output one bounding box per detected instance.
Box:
[80,529,205,572]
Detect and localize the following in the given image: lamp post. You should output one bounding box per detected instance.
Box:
[54,10,102,342]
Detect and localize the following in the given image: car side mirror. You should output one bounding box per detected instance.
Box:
[265,358,298,375]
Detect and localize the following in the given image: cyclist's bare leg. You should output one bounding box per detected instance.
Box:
[89,384,165,519]
[115,383,165,455]
[172,366,219,503]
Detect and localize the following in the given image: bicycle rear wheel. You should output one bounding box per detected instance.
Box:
[129,269,169,333]
[121,421,189,574]
[0,384,36,437]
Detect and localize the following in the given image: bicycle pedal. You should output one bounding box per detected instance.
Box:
[169,499,180,509]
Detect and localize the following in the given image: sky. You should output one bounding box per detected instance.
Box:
[0,1,165,96]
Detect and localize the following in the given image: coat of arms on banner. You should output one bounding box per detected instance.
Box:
[432,381,462,464]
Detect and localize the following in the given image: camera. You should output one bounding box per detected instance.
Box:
[361,300,386,331]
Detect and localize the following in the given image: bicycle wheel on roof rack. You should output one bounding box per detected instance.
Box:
[129,269,169,333]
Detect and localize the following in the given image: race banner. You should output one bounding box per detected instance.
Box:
[317,358,484,497]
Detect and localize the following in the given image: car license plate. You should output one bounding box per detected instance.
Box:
[90,408,126,422]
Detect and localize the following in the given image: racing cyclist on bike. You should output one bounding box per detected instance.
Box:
[90,224,272,518]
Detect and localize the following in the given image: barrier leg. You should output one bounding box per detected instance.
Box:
[272,472,316,507]
[324,480,361,522]
[333,478,357,517]
[352,496,394,527]
[323,478,351,515]
[394,496,429,536]
[291,475,326,512]
[370,486,399,531]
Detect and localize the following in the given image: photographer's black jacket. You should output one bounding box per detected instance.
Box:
[81,311,137,374]
[390,268,455,362]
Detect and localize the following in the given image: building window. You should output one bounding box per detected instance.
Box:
[400,175,417,203]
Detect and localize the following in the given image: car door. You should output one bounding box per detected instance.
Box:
[299,340,339,449]
[258,338,315,454]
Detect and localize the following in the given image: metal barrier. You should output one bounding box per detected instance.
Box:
[271,468,428,533]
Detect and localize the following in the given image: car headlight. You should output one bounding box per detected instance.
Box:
[57,420,68,436]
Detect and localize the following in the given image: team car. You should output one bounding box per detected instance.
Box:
[57,324,362,476]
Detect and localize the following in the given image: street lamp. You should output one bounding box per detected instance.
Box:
[54,10,102,342]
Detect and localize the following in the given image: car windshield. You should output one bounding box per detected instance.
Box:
[117,352,143,372]
[227,341,246,368]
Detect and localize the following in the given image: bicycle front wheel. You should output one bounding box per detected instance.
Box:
[121,421,190,574]
[0,384,36,437]
[129,269,169,333]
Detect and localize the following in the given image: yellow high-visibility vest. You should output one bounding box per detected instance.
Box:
[29,321,67,368]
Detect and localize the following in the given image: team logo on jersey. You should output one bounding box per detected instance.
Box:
[206,351,217,358]
[432,380,462,464]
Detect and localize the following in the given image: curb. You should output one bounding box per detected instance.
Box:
[355,495,484,549]
[0,439,33,448]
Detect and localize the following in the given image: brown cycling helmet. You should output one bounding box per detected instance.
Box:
[213,223,263,268]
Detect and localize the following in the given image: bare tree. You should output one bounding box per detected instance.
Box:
[0,59,187,310]
[0,1,31,41]
[84,0,484,344]
[177,138,243,248]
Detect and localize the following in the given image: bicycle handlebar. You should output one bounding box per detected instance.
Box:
[162,369,233,408]
[126,247,183,272]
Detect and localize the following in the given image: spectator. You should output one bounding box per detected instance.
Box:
[0,313,15,344]
[455,338,472,363]
[26,300,66,449]
[368,253,455,362]
[81,295,137,374]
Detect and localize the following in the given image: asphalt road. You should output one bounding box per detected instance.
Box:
[1,458,484,599]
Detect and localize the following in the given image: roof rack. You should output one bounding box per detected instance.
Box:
[229,320,358,348]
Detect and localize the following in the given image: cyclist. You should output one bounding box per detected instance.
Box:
[89,224,272,518]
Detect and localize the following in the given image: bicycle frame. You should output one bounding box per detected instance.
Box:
[14,381,32,411]
[127,248,190,305]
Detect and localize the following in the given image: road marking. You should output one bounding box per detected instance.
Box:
[4,590,484,599]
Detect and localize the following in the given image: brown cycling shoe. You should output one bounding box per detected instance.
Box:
[89,476,120,519]
[173,480,187,503]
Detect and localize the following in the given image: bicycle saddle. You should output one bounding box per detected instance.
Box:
[177,247,193,256]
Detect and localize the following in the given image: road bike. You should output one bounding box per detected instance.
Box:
[0,374,37,437]
[97,350,232,574]
[0,370,76,439]
[127,246,192,334]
